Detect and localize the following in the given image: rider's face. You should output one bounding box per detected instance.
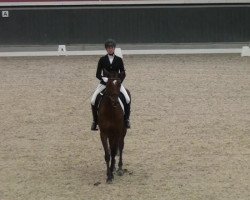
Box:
[106,46,115,55]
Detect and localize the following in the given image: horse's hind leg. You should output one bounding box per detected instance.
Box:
[100,134,112,183]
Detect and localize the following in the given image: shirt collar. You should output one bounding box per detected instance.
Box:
[108,54,115,57]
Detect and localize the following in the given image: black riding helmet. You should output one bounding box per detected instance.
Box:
[105,39,116,48]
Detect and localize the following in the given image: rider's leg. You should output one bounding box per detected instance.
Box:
[124,102,131,128]
[120,85,131,128]
[91,105,98,131]
[91,84,106,106]
[91,84,106,131]
[120,85,130,104]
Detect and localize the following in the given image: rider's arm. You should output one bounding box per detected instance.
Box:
[119,59,126,82]
[96,58,103,81]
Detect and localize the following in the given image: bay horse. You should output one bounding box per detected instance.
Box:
[98,71,131,183]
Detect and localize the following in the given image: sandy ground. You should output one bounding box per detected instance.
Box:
[0,54,249,200]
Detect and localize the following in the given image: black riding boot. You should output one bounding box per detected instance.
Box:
[124,103,131,129]
[91,105,98,131]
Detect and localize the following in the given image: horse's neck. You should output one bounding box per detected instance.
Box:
[98,95,124,130]
[100,95,122,114]
[102,95,115,109]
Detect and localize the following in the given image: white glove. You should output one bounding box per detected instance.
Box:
[102,77,108,83]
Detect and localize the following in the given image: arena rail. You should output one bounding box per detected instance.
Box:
[0,45,249,57]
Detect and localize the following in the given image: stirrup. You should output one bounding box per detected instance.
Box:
[91,122,98,131]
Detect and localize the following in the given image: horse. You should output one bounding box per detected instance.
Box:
[98,71,131,183]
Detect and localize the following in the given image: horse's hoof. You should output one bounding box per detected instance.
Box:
[117,169,124,176]
[94,181,101,186]
[106,179,113,184]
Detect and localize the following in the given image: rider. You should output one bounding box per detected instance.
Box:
[90,39,131,131]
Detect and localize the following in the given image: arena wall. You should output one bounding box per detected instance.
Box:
[0,1,250,45]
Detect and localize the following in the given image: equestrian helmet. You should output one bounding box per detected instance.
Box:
[105,39,116,48]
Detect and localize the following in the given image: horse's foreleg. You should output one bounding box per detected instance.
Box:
[117,137,125,176]
[109,138,118,176]
[100,134,112,183]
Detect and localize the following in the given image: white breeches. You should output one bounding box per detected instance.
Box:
[91,84,130,105]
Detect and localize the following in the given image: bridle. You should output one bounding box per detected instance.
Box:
[105,78,121,108]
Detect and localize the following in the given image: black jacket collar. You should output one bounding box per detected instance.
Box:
[105,54,116,63]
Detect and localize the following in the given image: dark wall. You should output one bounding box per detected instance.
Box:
[0,4,250,45]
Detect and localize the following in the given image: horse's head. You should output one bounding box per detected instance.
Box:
[105,71,121,107]
[106,78,121,94]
